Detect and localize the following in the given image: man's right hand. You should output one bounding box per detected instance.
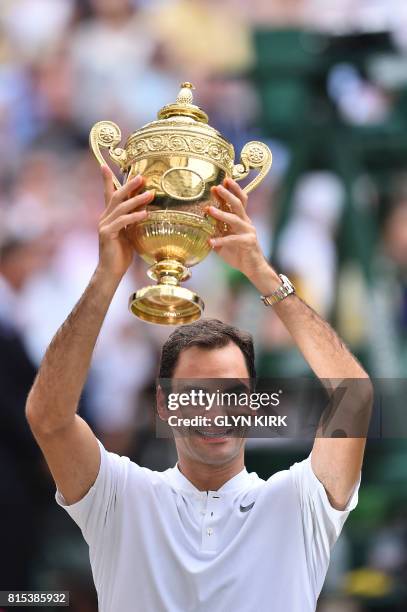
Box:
[98,165,155,280]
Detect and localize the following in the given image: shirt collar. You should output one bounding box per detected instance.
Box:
[165,463,252,496]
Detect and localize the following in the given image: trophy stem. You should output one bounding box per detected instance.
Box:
[147,259,191,287]
[128,259,203,325]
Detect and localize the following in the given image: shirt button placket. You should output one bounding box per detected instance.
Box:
[202,493,219,552]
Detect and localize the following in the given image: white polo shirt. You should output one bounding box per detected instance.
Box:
[56,442,359,612]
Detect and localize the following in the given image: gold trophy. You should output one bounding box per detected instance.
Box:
[90,82,272,325]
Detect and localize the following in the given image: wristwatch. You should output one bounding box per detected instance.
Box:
[261,274,295,306]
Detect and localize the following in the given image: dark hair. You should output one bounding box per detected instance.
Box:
[158,318,256,380]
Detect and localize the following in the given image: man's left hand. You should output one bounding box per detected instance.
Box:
[206,178,269,280]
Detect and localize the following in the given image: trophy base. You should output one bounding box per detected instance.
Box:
[129,285,204,325]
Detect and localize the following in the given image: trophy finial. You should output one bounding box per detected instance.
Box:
[177,82,195,105]
[157,81,208,123]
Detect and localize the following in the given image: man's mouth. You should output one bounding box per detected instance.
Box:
[193,428,234,439]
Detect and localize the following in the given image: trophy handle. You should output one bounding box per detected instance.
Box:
[89,121,128,190]
[232,141,272,195]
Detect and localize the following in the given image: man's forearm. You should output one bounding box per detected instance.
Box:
[250,264,372,442]
[26,266,120,433]
[248,263,368,380]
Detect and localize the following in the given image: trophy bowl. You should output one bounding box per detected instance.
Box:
[90,82,272,325]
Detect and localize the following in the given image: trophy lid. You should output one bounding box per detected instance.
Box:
[157,82,209,124]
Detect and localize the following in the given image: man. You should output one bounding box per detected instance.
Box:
[26,166,372,611]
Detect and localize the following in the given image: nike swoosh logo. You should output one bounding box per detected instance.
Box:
[239,501,255,513]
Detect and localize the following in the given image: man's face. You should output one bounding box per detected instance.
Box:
[159,343,249,467]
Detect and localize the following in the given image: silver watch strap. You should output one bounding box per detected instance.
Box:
[261,274,295,306]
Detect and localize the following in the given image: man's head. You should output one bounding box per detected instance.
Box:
[157,319,255,470]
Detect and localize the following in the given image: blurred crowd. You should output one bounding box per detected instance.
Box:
[2,0,407,611]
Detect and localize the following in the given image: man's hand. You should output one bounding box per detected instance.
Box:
[207,179,270,280]
[98,166,155,280]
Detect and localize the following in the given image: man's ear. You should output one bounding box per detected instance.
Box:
[156,385,169,422]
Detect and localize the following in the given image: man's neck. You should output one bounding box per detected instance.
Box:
[177,456,245,492]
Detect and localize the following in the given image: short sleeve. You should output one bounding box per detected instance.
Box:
[55,440,130,544]
[290,454,360,597]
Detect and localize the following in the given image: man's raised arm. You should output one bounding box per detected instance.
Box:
[208,178,373,511]
[268,293,372,510]
[26,167,154,505]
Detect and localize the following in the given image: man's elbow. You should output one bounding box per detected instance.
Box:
[322,375,373,438]
[348,374,373,438]
[25,388,38,428]
[356,374,374,416]
[25,392,48,437]
[25,390,69,437]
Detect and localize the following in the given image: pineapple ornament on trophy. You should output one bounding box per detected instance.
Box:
[90,82,272,325]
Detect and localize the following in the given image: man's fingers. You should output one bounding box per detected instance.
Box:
[101,165,115,207]
[105,175,145,213]
[209,232,257,250]
[206,205,251,233]
[223,178,248,208]
[212,185,248,220]
[103,190,155,224]
[100,209,148,237]
[208,234,245,249]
